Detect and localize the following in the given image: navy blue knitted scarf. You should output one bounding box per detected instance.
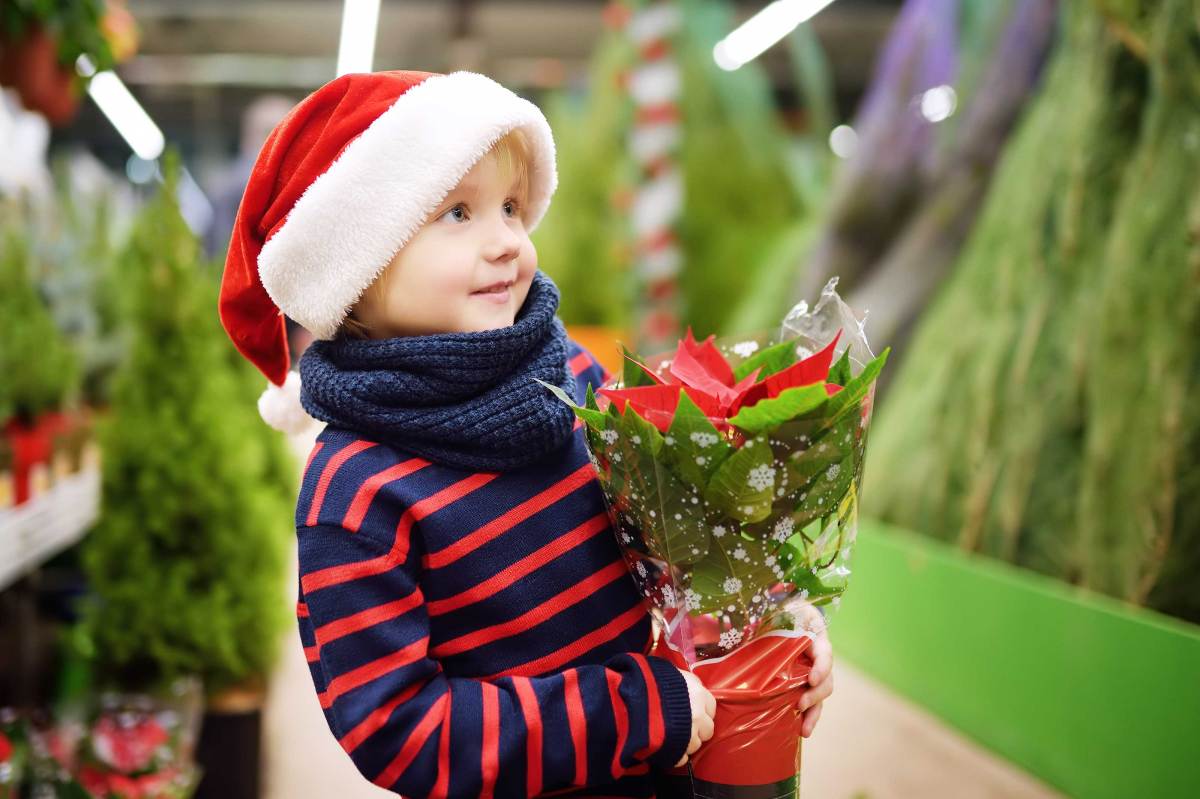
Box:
[299,271,577,472]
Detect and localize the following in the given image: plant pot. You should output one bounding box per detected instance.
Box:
[193,682,265,799]
[5,416,53,506]
[7,26,80,126]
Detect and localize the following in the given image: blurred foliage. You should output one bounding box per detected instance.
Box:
[0,0,117,71]
[863,0,1200,622]
[533,27,637,330]
[0,205,80,420]
[77,154,295,695]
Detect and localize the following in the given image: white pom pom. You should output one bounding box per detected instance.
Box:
[258,371,314,434]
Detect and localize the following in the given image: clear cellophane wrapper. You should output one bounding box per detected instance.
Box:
[570,280,882,798]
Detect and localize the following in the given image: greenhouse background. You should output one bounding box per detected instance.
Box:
[1,1,1196,798]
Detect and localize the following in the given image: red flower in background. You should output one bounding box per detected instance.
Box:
[0,730,12,762]
[91,715,168,775]
[599,329,844,433]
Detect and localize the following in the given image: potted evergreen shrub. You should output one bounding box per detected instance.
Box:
[0,224,80,504]
[76,156,295,799]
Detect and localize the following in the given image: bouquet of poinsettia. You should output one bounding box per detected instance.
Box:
[542,280,887,798]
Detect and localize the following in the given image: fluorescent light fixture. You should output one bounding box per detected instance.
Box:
[337,0,382,76]
[84,66,165,161]
[714,0,839,71]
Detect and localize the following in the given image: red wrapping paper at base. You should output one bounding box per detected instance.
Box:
[651,632,813,788]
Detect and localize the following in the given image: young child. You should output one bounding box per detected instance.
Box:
[218,70,829,798]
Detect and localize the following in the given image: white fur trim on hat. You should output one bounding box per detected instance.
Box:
[257,71,558,340]
[258,371,315,434]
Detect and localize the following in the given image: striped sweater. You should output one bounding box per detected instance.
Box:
[294,340,692,798]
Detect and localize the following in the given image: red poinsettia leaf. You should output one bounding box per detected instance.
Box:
[681,385,726,419]
[669,340,736,401]
[727,368,764,416]
[684,330,735,386]
[598,384,682,417]
[825,383,842,396]
[761,330,843,399]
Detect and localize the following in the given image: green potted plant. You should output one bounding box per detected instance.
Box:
[76,156,294,799]
[0,224,80,504]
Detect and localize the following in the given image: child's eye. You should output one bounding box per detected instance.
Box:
[504,199,520,217]
[439,203,468,224]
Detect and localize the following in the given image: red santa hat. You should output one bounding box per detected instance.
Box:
[218,69,558,433]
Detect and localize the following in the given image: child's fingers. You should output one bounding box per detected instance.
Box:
[808,632,834,686]
[801,701,824,738]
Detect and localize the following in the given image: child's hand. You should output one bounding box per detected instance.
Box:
[674,669,716,767]
[791,600,834,738]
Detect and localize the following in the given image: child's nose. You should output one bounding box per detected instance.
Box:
[483,217,522,264]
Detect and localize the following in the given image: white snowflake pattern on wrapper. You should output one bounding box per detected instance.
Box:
[690,432,719,448]
[722,577,743,594]
[732,546,747,561]
[772,517,794,542]
[635,561,647,577]
[712,524,728,538]
[684,588,702,611]
[600,429,618,445]
[661,584,677,606]
[731,341,759,358]
[747,464,776,492]
[719,628,743,648]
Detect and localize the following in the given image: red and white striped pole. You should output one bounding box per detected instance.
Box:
[609,0,685,353]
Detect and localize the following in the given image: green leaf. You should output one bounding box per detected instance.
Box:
[732,338,799,382]
[827,348,852,387]
[704,437,777,523]
[661,390,735,488]
[620,344,661,388]
[727,382,829,435]
[821,347,890,426]
[609,409,709,565]
[688,534,778,615]
[535,378,607,428]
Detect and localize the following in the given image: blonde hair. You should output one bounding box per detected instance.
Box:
[337,127,534,341]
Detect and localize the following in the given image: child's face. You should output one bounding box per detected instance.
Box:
[350,151,537,338]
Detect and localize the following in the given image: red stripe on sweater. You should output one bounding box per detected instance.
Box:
[630,654,664,758]
[424,464,595,569]
[306,440,377,526]
[318,635,428,709]
[606,669,630,780]
[562,669,588,786]
[343,458,431,532]
[512,677,543,797]
[301,515,414,594]
[303,474,496,593]
[480,682,500,799]
[304,644,319,663]
[427,513,609,617]
[312,592,425,657]
[568,351,592,376]
[372,694,448,790]
[481,602,647,681]
[296,601,309,618]
[431,560,627,657]
[432,690,453,797]
[412,472,501,521]
[339,681,425,754]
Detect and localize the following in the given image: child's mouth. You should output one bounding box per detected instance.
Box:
[472,280,514,304]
